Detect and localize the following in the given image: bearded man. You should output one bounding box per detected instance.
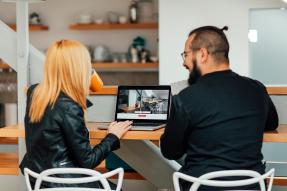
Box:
[160,26,278,191]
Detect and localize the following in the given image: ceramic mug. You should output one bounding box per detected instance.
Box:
[90,69,104,92]
[78,13,92,24]
[119,16,128,24]
[94,18,104,24]
[93,45,110,62]
[107,11,119,23]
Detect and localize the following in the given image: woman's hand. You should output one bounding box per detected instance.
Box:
[107,121,133,139]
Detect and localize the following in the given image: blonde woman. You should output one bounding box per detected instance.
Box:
[20,40,132,189]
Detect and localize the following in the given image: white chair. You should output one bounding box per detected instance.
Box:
[173,168,275,191]
[24,167,124,191]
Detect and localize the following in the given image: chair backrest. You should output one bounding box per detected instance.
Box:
[173,168,275,191]
[24,167,124,191]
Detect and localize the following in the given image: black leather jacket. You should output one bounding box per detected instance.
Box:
[20,85,120,183]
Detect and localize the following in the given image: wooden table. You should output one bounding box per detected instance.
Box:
[263,124,287,142]
[88,123,287,142]
[0,123,287,186]
[1,123,287,142]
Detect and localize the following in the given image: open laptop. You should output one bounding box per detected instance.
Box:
[99,85,171,131]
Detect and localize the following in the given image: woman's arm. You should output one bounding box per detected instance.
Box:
[61,104,120,169]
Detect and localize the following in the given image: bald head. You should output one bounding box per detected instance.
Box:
[188,26,230,64]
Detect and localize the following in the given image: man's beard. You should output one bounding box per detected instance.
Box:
[188,59,201,86]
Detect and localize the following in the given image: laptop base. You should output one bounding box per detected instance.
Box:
[97,124,165,131]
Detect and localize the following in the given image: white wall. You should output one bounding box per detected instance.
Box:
[0,0,158,55]
[159,0,286,85]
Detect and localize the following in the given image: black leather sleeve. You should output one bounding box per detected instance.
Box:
[160,95,189,160]
[61,104,120,169]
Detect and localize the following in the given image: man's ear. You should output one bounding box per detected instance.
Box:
[199,48,209,64]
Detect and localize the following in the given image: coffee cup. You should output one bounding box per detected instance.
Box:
[90,70,104,92]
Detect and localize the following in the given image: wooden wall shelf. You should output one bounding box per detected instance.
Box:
[89,86,287,96]
[69,22,158,30]
[2,59,287,96]
[92,62,159,70]
[0,62,159,70]
[9,24,49,31]
[0,63,10,69]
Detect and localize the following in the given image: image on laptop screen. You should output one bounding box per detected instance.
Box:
[116,88,170,121]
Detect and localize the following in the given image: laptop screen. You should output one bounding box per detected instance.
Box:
[116,86,171,122]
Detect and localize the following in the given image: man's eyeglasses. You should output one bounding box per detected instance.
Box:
[180,50,193,61]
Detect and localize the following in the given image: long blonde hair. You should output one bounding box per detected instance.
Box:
[29,39,92,123]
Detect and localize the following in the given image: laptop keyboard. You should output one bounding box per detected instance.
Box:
[132,122,163,127]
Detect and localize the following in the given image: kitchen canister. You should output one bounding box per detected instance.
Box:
[138,0,154,22]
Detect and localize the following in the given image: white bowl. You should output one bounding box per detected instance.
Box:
[78,14,92,24]
[94,18,104,24]
[119,16,128,24]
